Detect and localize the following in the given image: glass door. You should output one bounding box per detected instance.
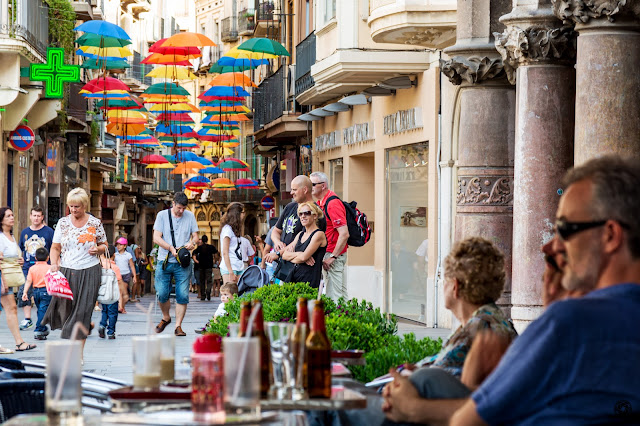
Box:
[386,143,429,323]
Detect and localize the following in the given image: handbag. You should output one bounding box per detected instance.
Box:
[45,271,73,300]
[168,209,191,268]
[98,248,120,305]
[273,258,296,282]
[0,258,25,288]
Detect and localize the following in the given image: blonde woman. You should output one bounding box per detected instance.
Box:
[43,188,107,359]
[218,202,245,284]
[281,202,327,288]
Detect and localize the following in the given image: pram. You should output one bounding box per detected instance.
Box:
[237,265,270,296]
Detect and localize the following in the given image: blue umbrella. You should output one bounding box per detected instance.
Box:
[185,176,211,185]
[74,20,131,40]
[156,124,195,134]
[217,57,269,67]
[75,50,128,61]
[201,86,250,98]
[193,157,214,166]
[199,167,225,174]
[175,151,199,162]
[199,100,244,107]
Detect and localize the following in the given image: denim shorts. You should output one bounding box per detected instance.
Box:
[154,260,190,305]
[17,284,33,308]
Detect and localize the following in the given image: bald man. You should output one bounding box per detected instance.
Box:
[265,175,314,263]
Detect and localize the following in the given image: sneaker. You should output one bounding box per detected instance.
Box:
[19,319,33,330]
[108,334,116,340]
[34,334,47,341]
[98,326,106,339]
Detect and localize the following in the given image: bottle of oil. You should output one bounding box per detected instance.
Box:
[291,297,309,395]
[237,301,252,337]
[251,300,271,398]
[306,300,331,398]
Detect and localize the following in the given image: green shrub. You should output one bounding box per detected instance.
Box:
[325,316,389,353]
[331,297,397,337]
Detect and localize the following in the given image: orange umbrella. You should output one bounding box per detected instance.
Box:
[141,53,198,65]
[106,123,146,137]
[162,32,217,47]
[170,161,205,174]
[207,73,256,88]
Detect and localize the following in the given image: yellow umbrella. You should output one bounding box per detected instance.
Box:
[200,105,250,113]
[225,46,277,60]
[149,103,200,113]
[202,148,235,157]
[78,45,133,58]
[146,163,176,169]
[146,66,197,80]
[107,110,148,119]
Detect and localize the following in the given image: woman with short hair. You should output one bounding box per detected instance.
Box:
[43,188,107,361]
[218,202,245,284]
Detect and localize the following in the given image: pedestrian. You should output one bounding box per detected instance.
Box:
[239,235,256,270]
[213,282,238,318]
[114,237,138,303]
[192,240,201,296]
[17,205,54,331]
[126,237,142,300]
[137,251,150,296]
[212,252,222,297]
[98,245,122,340]
[193,235,218,300]
[153,192,199,337]
[20,247,51,340]
[42,187,108,361]
[219,202,245,284]
[310,172,350,301]
[281,202,328,289]
[0,207,36,352]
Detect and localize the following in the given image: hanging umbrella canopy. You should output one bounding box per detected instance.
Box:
[217,56,269,67]
[200,105,250,113]
[235,178,259,188]
[146,162,175,169]
[184,176,211,186]
[199,100,244,107]
[149,38,201,55]
[156,113,195,124]
[106,123,146,137]
[198,166,225,174]
[224,46,277,60]
[202,114,248,123]
[143,83,191,96]
[174,151,199,162]
[209,64,258,74]
[156,124,195,134]
[149,103,200,113]
[82,77,130,93]
[201,86,250,98]
[217,158,250,171]
[96,97,143,110]
[146,66,197,80]
[81,59,130,70]
[237,37,290,57]
[161,32,217,47]
[107,110,147,120]
[74,20,131,40]
[203,148,235,157]
[76,51,126,61]
[142,53,195,65]
[141,154,169,165]
[162,141,200,148]
[78,45,133,58]
[81,91,131,99]
[207,73,257,88]
[193,157,213,166]
[171,161,205,174]
[143,95,191,104]
[211,177,234,186]
[76,33,131,47]
[199,95,247,102]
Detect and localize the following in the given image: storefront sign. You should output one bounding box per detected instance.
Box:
[383,107,423,135]
[315,131,341,152]
[343,122,374,145]
[30,48,80,98]
[9,125,35,151]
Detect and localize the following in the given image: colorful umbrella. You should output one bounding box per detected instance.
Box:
[155,113,195,124]
[146,66,196,80]
[106,123,146,137]
[209,64,258,74]
[143,83,191,96]
[207,73,257,88]
[235,178,259,188]
[217,57,269,67]
[237,37,290,57]
[81,59,130,70]
[75,33,131,47]
[146,162,175,169]
[200,86,250,98]
[211,177,235,186]
[74,20,131,40]
[141,154,169,165]
[224,46,277,60]
[161,32,217,47]
[82,77,130,92]
[141,53,194,65]
[217,158,250,172]
[149,38,201,55]
[184,176,211,186]
[171,161,205,174]
[199,166,225,174]
[174,151,199,162]
[78,45,133,58]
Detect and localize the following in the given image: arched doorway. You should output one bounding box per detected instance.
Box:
[244,214,258,239]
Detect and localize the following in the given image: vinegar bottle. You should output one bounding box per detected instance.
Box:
[291,298,309,394]
[305,300,331,398]
[251,300,271,399]
[237,301,252,337]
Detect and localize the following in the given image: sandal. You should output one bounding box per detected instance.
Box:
[0,346,14,354]
[16,342,36,351]
[155,318,171,333]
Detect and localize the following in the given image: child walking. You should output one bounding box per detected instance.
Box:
[21,248,51,340]
[98,246,123,339]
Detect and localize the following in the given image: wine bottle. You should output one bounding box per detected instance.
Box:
[237,301,252,337]
[291,298,309,393]
[306,300,331,398]
[252,300,271,398]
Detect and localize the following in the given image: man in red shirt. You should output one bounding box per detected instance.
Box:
[310,172,349,301]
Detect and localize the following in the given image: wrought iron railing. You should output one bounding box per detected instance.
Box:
[68,82,88,122]
[221,16,238,41]
[295,32,315,96]
[0,0,49,59]
[253,65,285,132]
[254,0,276,21]
[238,9,255,34]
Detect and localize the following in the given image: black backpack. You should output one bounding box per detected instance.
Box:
[319,196,371,247]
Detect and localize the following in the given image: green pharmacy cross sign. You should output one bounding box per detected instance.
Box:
[30,48,80,98]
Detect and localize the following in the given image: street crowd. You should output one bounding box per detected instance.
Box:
[0,157,638,424]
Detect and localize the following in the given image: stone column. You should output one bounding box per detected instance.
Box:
[495,6,577,331]
[553,0,640,163]
[442,0,516,315]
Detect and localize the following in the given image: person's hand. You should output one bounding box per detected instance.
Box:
[274,241,286,252]
[322,256,336,271]
[228,275,238,283]
[21,290,28,302]
[305,257,315,266]
[255,235,263,243]
[18,257,24,266]
[185,242,195,251]
[49,264,60,273]
[170,246,178,258]
[265,252,278,263]
[88,244,99,256]
[460,331,510,391]
[382,368,421,423]
[1,280,6,296]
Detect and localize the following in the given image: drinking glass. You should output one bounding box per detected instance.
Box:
[223,336,261,416]
[266,322,294,400]
[132,336,161,391]
[192,352,225,423]
[46,341,82,417]
[228,323,240,337]
[157,334,175,382]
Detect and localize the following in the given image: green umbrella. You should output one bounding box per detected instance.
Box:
[208,64,258,74]
[81,59,130,70]
[144,83,190,96]
[76,33,132,48]
[236,37,290,57]
[96,99,146,111]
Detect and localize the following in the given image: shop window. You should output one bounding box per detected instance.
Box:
[329,158,343,200]
[386,142,429,323]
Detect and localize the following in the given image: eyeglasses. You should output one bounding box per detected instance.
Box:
[312,182,324,187]
[298,211,313,217]
[554,219,607,240]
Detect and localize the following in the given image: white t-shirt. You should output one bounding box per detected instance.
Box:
[214,303,226,318]
[114,251,133,275]
[52,215,107,270]
[219,225,244,274]
[0,233,21,258]
[239,237,256,262]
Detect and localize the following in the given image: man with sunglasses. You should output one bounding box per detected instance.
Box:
[442,156,640,425]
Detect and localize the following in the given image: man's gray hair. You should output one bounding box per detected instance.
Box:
[310,171,329,187]
[174,192,188,206]
[562,155,640,258]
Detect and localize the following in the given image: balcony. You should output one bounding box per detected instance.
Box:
[0,0,48,61]
[295,32,315,98]
[368,0,456,49]
[238,9,255,35]
[71,0,94,20]
[130,162,155,185]
[253,0,280,38]
[68,82,88,124]
[122,51,147,92]
[90,156,116,173]
[221,16,238,42]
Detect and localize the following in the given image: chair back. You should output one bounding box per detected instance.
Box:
[0,379,45,423]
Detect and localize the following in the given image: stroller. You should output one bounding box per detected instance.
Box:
[237,265,270,296]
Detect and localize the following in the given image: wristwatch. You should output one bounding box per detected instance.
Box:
[329,254,337,259]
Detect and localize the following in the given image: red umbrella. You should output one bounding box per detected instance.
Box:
[141,154,170,165]
[149,38,201,56]
[156,113,195,124]
[82,76,130,93]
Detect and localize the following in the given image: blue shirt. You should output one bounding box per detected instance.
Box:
[153,209,198,263]
[473,284,640,425]
[18,226,54,275]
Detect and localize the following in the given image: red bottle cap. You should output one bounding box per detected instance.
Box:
[192,333,222,353]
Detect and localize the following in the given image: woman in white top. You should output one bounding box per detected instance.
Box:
[218,202,245,284]
[0,207,34,352]
[43,188,107,360]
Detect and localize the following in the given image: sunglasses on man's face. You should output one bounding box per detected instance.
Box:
[298,211,313,217]
[312,182,324,187]
[554,219,607,240]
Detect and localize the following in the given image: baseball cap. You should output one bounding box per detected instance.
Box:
[116,237,128,245]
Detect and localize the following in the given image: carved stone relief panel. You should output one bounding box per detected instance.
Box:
[457,176,514,206]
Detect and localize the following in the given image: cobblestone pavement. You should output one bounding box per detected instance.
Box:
[0,292,450,383]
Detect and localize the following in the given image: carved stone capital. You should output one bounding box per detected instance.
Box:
[495,25,577,84]
[440,56,506,86]
[552,0,637,24]
[457,176,514,206]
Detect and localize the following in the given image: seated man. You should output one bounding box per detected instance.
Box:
[309,237,518,426]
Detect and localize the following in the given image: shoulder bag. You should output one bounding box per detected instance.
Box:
[0,257,25,288]
[168,210,191,268]
[98,247,120,305]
